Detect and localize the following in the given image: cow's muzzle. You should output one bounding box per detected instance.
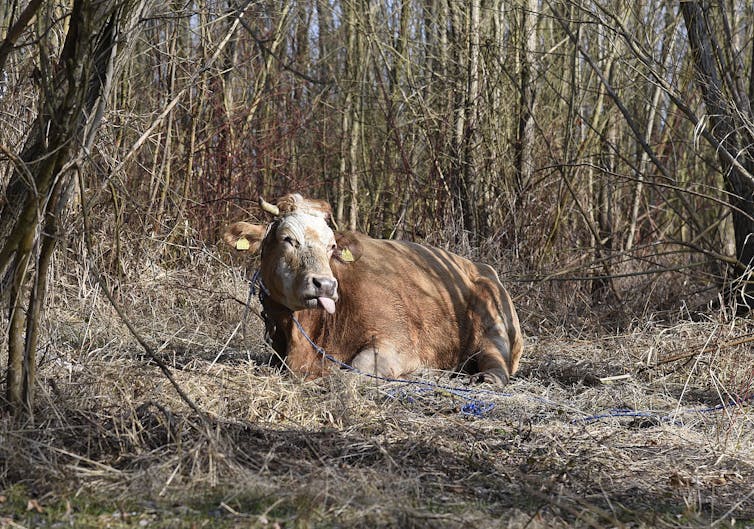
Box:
[305,274,339,314]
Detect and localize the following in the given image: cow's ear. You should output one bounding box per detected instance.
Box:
[223,222,265,253]
[334,231,363,263]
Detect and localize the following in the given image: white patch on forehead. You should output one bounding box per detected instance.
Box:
[278,213,334,245]
[264,211,336,312]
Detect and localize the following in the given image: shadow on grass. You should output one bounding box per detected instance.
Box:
[3,404,750,528]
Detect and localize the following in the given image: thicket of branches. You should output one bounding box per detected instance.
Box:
[2,1,754,412]
[60,1,754,292]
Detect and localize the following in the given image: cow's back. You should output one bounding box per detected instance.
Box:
[330,233,521,374]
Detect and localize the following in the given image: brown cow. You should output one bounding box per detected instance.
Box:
[224,193,523,385]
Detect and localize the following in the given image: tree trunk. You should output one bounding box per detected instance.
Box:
[338,0,363,230]
[445,0,487,241]
[0,0,146,415]
[462,0,481,238]
[681,1,754,307]
[514,0,538,198]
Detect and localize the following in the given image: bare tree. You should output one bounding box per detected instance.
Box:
[336,0,364,230]
[0,0,148,415]
[680,1,754,307]
[514,0,539,197]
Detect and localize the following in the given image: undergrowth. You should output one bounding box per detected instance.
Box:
[1,235,753,529]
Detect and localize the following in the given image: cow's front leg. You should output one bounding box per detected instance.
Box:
[350,343,420,379]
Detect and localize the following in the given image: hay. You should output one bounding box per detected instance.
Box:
[1,244,753,528]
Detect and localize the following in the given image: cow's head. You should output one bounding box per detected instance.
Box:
[224,194,339,314]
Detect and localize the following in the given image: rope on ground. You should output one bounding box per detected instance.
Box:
[294,314,753,422]
[291,317,503,417]
[572,394,754,425]
[249,273,753,422]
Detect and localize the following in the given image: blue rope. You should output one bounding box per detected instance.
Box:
[572,396,754,425]
[250,273,753,422]
[461,399,497,416]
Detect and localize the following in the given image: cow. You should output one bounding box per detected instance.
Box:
[223,193,523,385]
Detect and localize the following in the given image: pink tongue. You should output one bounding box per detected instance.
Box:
[318,297,336,314]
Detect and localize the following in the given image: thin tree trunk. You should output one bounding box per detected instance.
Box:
[0,0,43,74]
[514,0,538,197]
[7,227,34,409]
[463,0,481,238]
[338,0,362,230]
[626,21,678,251]
[681,1,754,305]
[22,172,75,414]
[448,0,468,235]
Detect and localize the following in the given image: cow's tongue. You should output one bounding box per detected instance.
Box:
[318,297,336,314]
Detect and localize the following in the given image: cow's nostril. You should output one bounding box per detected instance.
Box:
[311,275,337,297]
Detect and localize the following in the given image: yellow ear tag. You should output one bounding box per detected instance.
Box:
[235,238,250,250]
[340,248,354,262]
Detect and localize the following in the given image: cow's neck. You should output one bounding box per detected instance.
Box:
[259,296,290,319]
[261,297,330,345]
[259,296,335,376]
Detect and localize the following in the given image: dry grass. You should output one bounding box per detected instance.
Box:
[1,237,753,528]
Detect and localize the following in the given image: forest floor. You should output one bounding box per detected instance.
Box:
[1,250,754,529]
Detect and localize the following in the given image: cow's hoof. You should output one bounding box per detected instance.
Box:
[470,369,509,386]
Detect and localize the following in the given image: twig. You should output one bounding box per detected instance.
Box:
[711,486,754,527]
